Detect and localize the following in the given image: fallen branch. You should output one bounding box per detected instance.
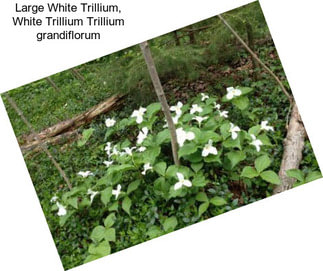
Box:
[23,94,124,145]
[21,130,81,153]
[71,68,85,82]
[46,76,61,92]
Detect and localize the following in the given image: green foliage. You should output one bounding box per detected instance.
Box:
[49,90,285,264]
[287,169,322,187]
[78,128,95,147]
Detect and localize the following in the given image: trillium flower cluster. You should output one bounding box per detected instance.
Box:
[202,139,218,157]
[193,116,207,126]
[190,104,203,114]
[261,120,274,131]
[56,202,67,216]
[176,127,195,147]
[105,118,116,128]
[141,163,153,175]
[226,87,242,100]
[229,123,241,140]
[112,184,122,199]
[55,89,277,225]
[174,173,192,190]
[137,127,149,145]
[250,134,263,152]
[131,107,146,124]
[78,171,94,178]
[170,101,183,116]
[50,196,67,217]
[87,189,99,203]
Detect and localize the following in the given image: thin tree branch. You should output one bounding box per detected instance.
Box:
[218,14,294,104]
[71,68,85,82]
[139,41,180,166]
[46,76,61,92]
[4,93,72,190]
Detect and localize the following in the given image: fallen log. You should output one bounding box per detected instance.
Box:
[21,130,81,153]
[273,104,307,193]
[21,94,124,148]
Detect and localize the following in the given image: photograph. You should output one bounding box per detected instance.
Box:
[1,1,321,270]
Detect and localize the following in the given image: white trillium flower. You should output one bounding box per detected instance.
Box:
[261,120,274,132]
[56,202,67,216]
[50,195,58,203]
[87,189,99,203]
[229,123,241,140]
[112,184,122,199]
[219,110,229,118]
[213,102,221,110]
[176,127,195,147]
[110,146,120,157]
[141,163,153,175]
[131,107,146,124]
[105,142,112,155]
[201,93,209,101]
[137,127,149,145]
[138,146,147,152]
[78,171,94,178]
[193,116,208,126]
[163,115,180,128]
[190,104,203,114]
[174,173,192,190]
[202,140,218,157]
[170,101,183,116]
[250,134,263,152]
[105,118,116,128]
[123,147,136,156]
[173,114,180,124]
[103,160,113,167]
[226,87,242,100]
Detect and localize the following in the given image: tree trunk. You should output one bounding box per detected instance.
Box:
[46,76,60,92]
[173,30,180,46]
[273,104,306,194]
[188,29,196,44]
[71,68,85,82]
[139,41,180,166]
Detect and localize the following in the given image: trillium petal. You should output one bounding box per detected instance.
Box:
[183,180,192,187]
[176,172,184,181]
[202,148,209,157]
[174,182,183,190]
[209,146,218,155]
[226,92,234,100]
[186,131,195,141]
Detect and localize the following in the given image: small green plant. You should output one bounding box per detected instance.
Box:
[287,169,322,187]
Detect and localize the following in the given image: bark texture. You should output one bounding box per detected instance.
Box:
[21,130,80,153]
[273,104,306,194]
[139,41,180,166]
